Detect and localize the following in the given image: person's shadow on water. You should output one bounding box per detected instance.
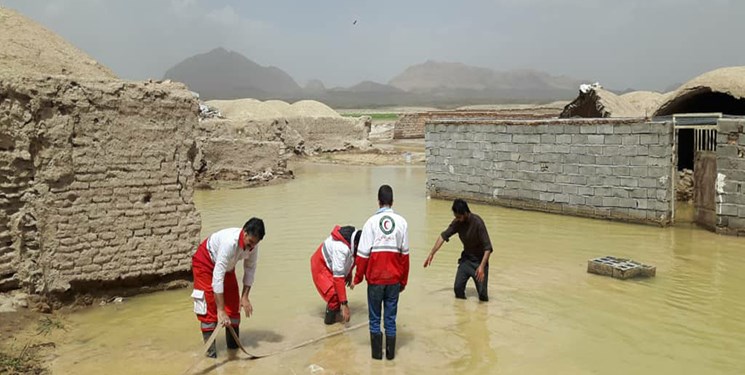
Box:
[241,329,284,348]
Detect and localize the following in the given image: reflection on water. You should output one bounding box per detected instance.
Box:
[50,163,745,374]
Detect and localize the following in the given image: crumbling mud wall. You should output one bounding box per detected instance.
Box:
[426,118,674,225]
[194,118,293,187]
[194,115,370,186]
[284,116,370,153]
[716,119,745,235]
[0,76,201,294]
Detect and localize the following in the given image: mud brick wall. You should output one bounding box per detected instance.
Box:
[200,116,370,155]
[425,119,674,225]
[715,119,745,236]
[395,113,430,139]
[0,76,201,293]
[395,110,560,139]
[196,138,290,185]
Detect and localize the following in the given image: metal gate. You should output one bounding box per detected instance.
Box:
[672,113,720,225]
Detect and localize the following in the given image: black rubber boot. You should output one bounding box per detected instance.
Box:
[324,307,339,325]
[385,335,396,360]
[370,332,383,360]
[226,325,240,349]
[201,330,217,358]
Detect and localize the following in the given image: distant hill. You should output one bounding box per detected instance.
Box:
[164,49,585,106]
[163,47,301,99]
[342,81,405,93]
[388,60,583,100]
[304,79,326,94]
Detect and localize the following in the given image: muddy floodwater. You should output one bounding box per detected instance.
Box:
[49,163,745,374]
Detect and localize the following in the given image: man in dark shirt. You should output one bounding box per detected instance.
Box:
[423,199,492,301]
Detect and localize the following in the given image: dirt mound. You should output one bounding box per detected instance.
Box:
[205,98,284,120]
[620,91,664,117]
[285,100,341,118]
[205,98,341,120]
[654,66,745,116]
[0,6,116,79]
[561,88,643,118]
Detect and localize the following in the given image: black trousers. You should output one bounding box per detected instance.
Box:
[454,257,489,301]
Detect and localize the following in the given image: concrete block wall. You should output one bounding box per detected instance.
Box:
[394,109,560,139]
[0,76,202,293]
[715,119,745,235]
[425,119,674,225]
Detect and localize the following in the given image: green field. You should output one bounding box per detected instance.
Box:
[341,113,400,121]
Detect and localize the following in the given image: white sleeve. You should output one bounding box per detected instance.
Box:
[400,219,410,254]
[243,247,259,287]
[357,219,375,259]
[211,238,235,294]
[331,242,351,277]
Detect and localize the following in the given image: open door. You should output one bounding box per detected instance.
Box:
[693,128,718,230]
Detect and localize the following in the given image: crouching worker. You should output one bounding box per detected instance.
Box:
[310,225,361,324]
[191,218,266,358]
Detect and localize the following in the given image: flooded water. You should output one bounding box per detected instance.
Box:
[50,163,745,374]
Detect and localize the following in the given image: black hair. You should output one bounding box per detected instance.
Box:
[339,225,355,244]
[353,230,362,249]
[352,230,362,256]
[452,199,470,215]
[243,217,265,240]
[378,184,393,206]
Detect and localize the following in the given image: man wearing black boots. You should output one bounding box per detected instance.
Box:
[354,185,410,360]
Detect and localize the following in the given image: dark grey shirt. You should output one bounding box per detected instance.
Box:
[441,213,493,262]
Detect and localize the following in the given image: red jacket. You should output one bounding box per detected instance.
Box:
[354,208,410,288]
[318,226,355,303]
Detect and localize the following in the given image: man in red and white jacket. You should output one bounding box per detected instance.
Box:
[354,184,409,360]
[191,218,265,358]
[310,225,361,325]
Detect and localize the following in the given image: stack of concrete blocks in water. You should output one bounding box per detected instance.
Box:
[0,77,202,296]
[587,256,656,280]
[425,118,674,225]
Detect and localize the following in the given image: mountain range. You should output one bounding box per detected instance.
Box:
[164,47,586,107]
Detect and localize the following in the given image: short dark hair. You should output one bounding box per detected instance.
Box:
[452,199,470,215]
[378,185,393,206]
[353,230,362,249]
[243,217,265,240]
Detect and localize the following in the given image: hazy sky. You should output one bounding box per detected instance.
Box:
[2,0,744,91]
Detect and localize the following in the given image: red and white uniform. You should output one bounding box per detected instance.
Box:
[311,226,355,310]
[354,207,410,288]
[191,228,258,331]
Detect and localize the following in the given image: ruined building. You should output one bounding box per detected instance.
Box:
[0,7,201,296]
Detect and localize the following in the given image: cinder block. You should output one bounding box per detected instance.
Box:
[597,124,614,134]
[614,124,632,134]
[556,134,572,144]
[587,135,605,144]
[587,256,655,280]
[640,134,660,145]
[622,135,640,145]
[579,186,594,196]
